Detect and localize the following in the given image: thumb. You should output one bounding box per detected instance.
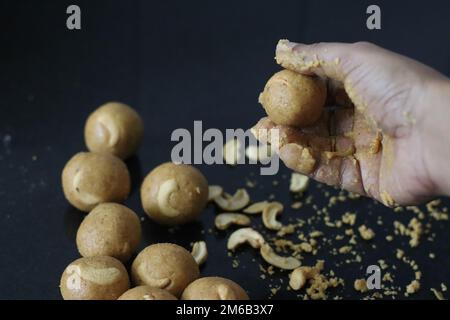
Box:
[275,40,368,83]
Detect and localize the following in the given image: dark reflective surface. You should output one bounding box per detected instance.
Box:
[1,0,450,299]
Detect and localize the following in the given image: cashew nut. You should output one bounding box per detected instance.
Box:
[227,228,265,250]
[96,114,120,147]
[191,241,208,266]
[260,243,301,270]
[157,179,181,217]
[289,261,325,290]
[72,171,101,206]
[208,185,223,201]
[223,139,242,165]
[289,173,309,193]
[243,201,270,214]
[68,264,121,286]
[262,202,283,230]
[213,188,250,211]
[217,284,234,300]
[289,267,310,290]
[215,213,251,230]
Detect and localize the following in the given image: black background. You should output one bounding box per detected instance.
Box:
[1,0,450,300]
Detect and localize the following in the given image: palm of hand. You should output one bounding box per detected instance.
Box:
[253,73,430,206]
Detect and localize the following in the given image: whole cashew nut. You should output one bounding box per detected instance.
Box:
[260,243,301,270]
[243,201,270,214]
[262,202,284,230]
[191,241,208,266]
[215,213,251,230]
[227,228,265,251]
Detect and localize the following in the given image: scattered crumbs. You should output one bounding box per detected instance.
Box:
[246,179,256,188]
[338,246,352,254]
[354,279,368,293]
[429,253,436,259]
[427,199,449,221]
[383,273,394,283]
[393,218,423,248]
[396,249,404,260]
[341,212,356,226]
[378,259,388,270]
[406,280,420,295]
[430,288,444,300]
[291,202,303,209]
[358,225,375,240]
[309,231,323,238]
[270,286,281,295]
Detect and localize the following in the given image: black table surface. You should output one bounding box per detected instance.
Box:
[1,0,450,300]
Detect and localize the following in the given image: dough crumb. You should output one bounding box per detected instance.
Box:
[406,280,420,294]
[358,225,375,240]
[354,279,368,293]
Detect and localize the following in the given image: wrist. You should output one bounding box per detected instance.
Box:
[421,78,450,197]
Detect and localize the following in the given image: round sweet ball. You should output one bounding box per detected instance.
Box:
[258,69,327,127]
[60,256,130,300]
[140,162,208,225]
[61,152,131,212]
[182,277,249,300]
[118,286,177,300]
[131,243,200,297]
[84,102,144,159]
[76,203,142,262]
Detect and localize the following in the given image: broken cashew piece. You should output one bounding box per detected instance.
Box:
[289,267,311,290]
[260,243,301,270]
[208,185,223,201]
[213,188,250,211]
[262,202,283,230]
[223,139,242,165]
[227,228,265,250]
[191,241,208,266]
[243,201,270,214]
[289,173,309,193]
[215,213,251,230]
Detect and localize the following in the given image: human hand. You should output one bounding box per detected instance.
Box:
[252,40,450,206]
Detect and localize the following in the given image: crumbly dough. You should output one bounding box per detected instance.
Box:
[131,243,200,297]
[61,152,131,212]
[76,203,142,262]
[258,69,327,127]
[358,225,375,240]
[60,256,129,300]
[181,277,249,300]
[118,286,177,300]
[84,102,144,159]
[354,279,368,293]
[140,162,208,225]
